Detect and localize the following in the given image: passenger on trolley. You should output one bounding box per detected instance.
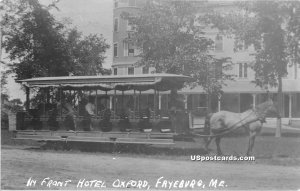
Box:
[82,96,95,131]
[61,100,76,131]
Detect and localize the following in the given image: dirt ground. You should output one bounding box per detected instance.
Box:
[1,127,300,190]
[1,146,300,190]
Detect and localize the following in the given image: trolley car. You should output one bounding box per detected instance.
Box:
[12,74,193,145]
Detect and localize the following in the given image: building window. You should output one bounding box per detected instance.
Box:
[128,67,134,75]
[123,42,135,56]
[114,0,118,8]
[236,40,248,51]
[128,43,135,56]
[127,19,136,32]
[244,63,248,78]
[239,63,248,78]
[113,68,118,75]
[215,34,223,52]
[114,18,119,32]
[142,67,149,74]
[128,0,136,6]
[114,43,118,57]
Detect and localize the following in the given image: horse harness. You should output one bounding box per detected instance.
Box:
[194,108,267,138]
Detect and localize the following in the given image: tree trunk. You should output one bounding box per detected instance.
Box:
[207,93,212,114]
[275,76,282,137]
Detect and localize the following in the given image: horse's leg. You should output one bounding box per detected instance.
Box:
[246,131,256,156]
[204,136,213,152]
[204,114,212,153]
[215,136,223,156]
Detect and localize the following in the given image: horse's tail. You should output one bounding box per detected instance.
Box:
[204,113,213,135]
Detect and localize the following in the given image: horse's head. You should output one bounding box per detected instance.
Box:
[255,99,280,119]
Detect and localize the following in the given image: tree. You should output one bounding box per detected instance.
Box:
[2,0,69,79]
[1,0,110,80]
[122,0,233,111]
[204,1,300,136]
[65,29,110,76]
[284,1,300,78]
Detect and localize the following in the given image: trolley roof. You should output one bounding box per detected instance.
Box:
[17,73,192,91]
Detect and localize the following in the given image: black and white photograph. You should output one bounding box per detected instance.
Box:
[1,0,300,190]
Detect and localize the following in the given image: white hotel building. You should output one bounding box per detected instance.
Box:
[111,0,300,124]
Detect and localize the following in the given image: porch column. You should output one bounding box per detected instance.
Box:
[95,90,98,115]
[252,93,256,109]
[133,90,136,119]
[289,93,292,118]
[121,91,124,108]
[184,94,188,110]
[105,91,108,109]
[218,95,221,112]
[139,91,141,113]
[113,90,116,119]
[189,112,193,129]
[166,94,169,110]
[59,87,62,117]
[109,95,113,110]
[158,95,162,110]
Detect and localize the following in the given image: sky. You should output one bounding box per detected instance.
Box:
[3,0,113,101]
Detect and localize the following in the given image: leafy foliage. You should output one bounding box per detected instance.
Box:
[1,70,9,94]
[121,0,233,96]
[204,1,299,88]
[1,0,110,80]
[284,1,300,66]
[65,29,110,76]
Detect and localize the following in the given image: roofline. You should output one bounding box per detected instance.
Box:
[17,73,192,83]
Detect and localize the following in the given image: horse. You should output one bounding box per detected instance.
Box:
[204,99,279,156]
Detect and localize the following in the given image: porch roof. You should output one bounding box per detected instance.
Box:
[180,79,300,94]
